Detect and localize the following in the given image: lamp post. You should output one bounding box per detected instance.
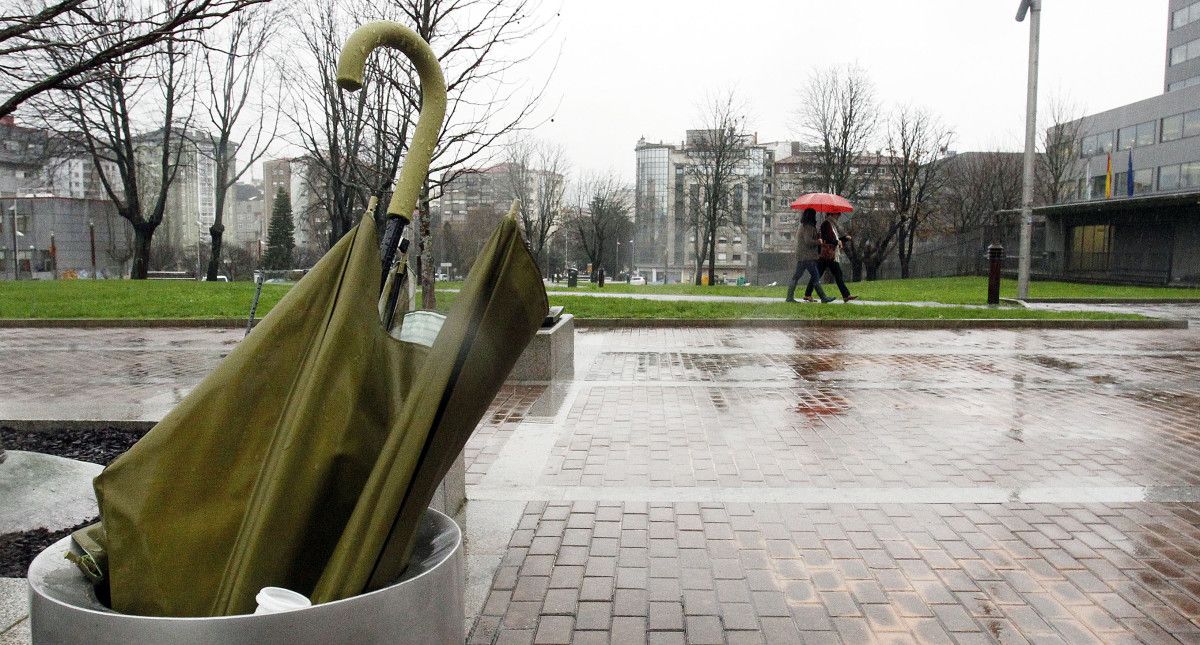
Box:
[196,220,204,280]
[7,203,16,280]
[629,238,636,275]
[89,220,97,279]
[1016,0,1041,300]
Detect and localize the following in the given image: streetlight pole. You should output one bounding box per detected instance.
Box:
[89,220,97,279]
[8,203,17,280]
[196,220,203,280]
[1016,0,1041,300]
[629,239,636,275]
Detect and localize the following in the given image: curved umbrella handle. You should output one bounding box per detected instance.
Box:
[337,21,447,221]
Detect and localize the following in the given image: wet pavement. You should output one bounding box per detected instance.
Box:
[4,325,1200,643]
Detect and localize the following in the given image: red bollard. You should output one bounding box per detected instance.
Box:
[987,244,1003,305]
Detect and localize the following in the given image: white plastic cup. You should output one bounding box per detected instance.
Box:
[253,587,312,615]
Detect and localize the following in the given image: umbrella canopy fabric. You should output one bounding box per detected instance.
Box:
[87,209,546,617]
[789,192,855,213]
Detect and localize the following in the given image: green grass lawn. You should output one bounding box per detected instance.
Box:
[0,277,1154,321]
[439,276,1200,305]
[0,279,291,319]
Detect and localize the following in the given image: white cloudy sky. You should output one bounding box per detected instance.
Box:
[519,0,1169,179]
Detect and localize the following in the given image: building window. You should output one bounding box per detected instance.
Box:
[1068,225,1111,272]
[1175,0,1200,29]
[1079,132,1113,157]
[717,253,727,261]
[1162,114,1184,142]
[1169,75,1200,92]
[1117,121,1154,149]
[1170,36,1200,66]
[1113,170,1151,196]
[1134,168,1153,194]
[732,254,741,261]
[1160,164,1182,191]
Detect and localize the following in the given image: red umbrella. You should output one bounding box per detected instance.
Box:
[789,193,854,213]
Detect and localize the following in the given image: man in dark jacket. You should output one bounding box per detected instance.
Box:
[805,212,858,303]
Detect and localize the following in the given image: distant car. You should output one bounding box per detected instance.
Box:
[630,275,646,286]
[435,273,450,281]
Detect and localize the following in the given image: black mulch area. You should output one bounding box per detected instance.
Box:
[0,518,96,578]
[1,426,145,578]
[1,425,144,465]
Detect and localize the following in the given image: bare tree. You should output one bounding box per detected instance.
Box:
[888,106,954,278]
[935,151,1023,239]
[1,0,266,118]
[198,4,279,280]
[570,172,629,280]
[793,64,880,201]
[290,0,551,310]
[687,91,750,286]
[504,137,567,272]
[399,0,551,310]
[1037,94,1085,206]
[289,0,412,249]
[39,6,196,278]
[793,64,881,280]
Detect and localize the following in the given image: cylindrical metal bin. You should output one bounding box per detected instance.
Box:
[28,509,464,645]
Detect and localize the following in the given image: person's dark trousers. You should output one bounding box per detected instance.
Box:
[786,260,827,301]
[805,259,851,299]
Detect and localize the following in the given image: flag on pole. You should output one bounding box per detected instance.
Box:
[1127,150,1135,197]
[1104,153,1113,199]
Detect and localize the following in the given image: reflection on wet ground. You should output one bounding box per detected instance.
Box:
[5,326,1200,642]
[459,325,1200,643]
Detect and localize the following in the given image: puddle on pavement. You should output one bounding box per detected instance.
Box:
[792,389,850,418]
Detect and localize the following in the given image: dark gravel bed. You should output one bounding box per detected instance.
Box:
[1,426,145,578]
[1,425,144,465]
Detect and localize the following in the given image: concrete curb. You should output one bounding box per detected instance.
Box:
[1022,297,1200,304]
[574,318,1188,330]
[0,316,1187,331]
[0,318,249,329]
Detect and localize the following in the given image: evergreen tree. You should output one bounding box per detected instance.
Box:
[262,187,295,270]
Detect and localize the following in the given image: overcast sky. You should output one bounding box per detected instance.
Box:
[522,0,1169,180]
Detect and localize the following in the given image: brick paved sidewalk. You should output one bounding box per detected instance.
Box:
[4,326,1200,643]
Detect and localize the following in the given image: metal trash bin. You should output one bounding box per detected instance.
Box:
[567,268,578,288]
[28,509,464,645]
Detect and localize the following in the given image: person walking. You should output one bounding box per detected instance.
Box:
[785,208,834,303]
[805,211,858,303]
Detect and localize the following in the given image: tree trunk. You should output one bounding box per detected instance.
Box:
[850,261,863,282]
[131,224,154,279]
[205,223,225,281]
[865,261,880,281]
[418,192,436,311]
[707,226,716,287]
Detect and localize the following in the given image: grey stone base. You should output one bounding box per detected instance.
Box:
[510,314,575,381]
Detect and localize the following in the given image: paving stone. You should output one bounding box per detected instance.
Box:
[533,615,574,645]
[18,328,1200,645]
[684,615,723,645]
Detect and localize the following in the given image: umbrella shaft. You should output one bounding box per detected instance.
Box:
[380,217,409,291]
